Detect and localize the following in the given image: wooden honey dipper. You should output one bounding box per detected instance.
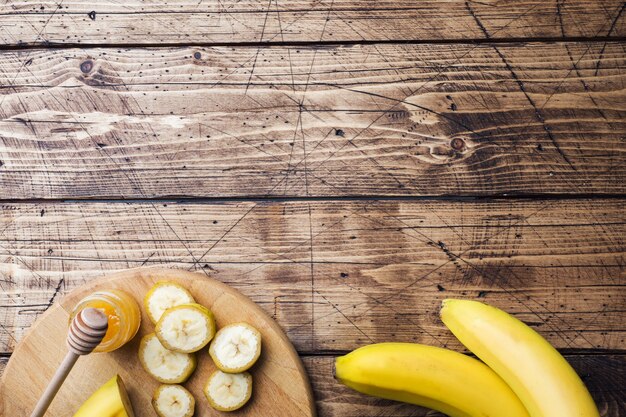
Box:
[30,307,109,417]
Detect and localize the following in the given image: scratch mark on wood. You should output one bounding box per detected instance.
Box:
[498,47,576,170]
[192,204,257,270]
[45,277,64,309]
[465,1,490,39]
[308,202,315,349]
[555,0,566,34]
[245,0,272,95]
[0,0,64,110]
[594,3,625,76]
[466,0,576,171]
[140,252,156,267]
[266,3,547,195]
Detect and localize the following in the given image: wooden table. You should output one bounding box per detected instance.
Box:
[0,1,624,415]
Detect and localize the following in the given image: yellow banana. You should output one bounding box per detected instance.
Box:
[73,375,135,417]
[334,342,530,417]
[441,299,599,417]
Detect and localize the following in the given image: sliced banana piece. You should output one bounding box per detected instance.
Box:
[145,281,195,324]
[152,385,195,417]
[204,370,252,412]
[139,333,196,383]
[156,303,216,353]
[209,323,262,373]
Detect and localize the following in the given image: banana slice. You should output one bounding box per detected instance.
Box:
[139,333,196,383]
[204,370,252,412]
[152,385,195,417]
[209,323,261,373]
[156,303,216,353]
[145,281,195,324]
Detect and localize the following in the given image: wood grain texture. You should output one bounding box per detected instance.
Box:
[0,200,623,355]
[1,43,624,198]
[0,354,624,416]
[0,268,315,417]
[1,0,623,415]
[1,0,624,45]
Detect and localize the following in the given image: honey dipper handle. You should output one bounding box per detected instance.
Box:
[29,308,108,417]
[29,351,79,417]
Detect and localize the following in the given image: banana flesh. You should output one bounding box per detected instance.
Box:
[441,299,600,417]
[156,303,216,353]
[209,323,261,373]
[204,370,252,412]
[144,282,195,324]
[334,342,530,417]
[139,333,196,384]
[152,385,195,417]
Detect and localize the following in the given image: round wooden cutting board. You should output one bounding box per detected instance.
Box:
[0,267,316,416]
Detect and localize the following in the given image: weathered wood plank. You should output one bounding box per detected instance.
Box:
[0,354,624,416]
[0,200,623,354]
[1,43,624,198]
[1,0,624,45]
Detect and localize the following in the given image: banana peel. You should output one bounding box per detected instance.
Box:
[441,299,599,417]
[73,375,135,417]
[334,342,529,417]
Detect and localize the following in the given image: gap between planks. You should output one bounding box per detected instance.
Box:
[0,195,625,205]
[1,35,625,51]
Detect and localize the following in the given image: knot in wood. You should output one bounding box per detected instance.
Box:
[80,60,93,74]
[450,138,466,151]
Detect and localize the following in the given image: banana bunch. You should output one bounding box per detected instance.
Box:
[335,299,600,417]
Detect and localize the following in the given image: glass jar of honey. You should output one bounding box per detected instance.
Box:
[69,289,141,352]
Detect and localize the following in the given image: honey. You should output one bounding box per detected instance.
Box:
[69,289,141,352]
